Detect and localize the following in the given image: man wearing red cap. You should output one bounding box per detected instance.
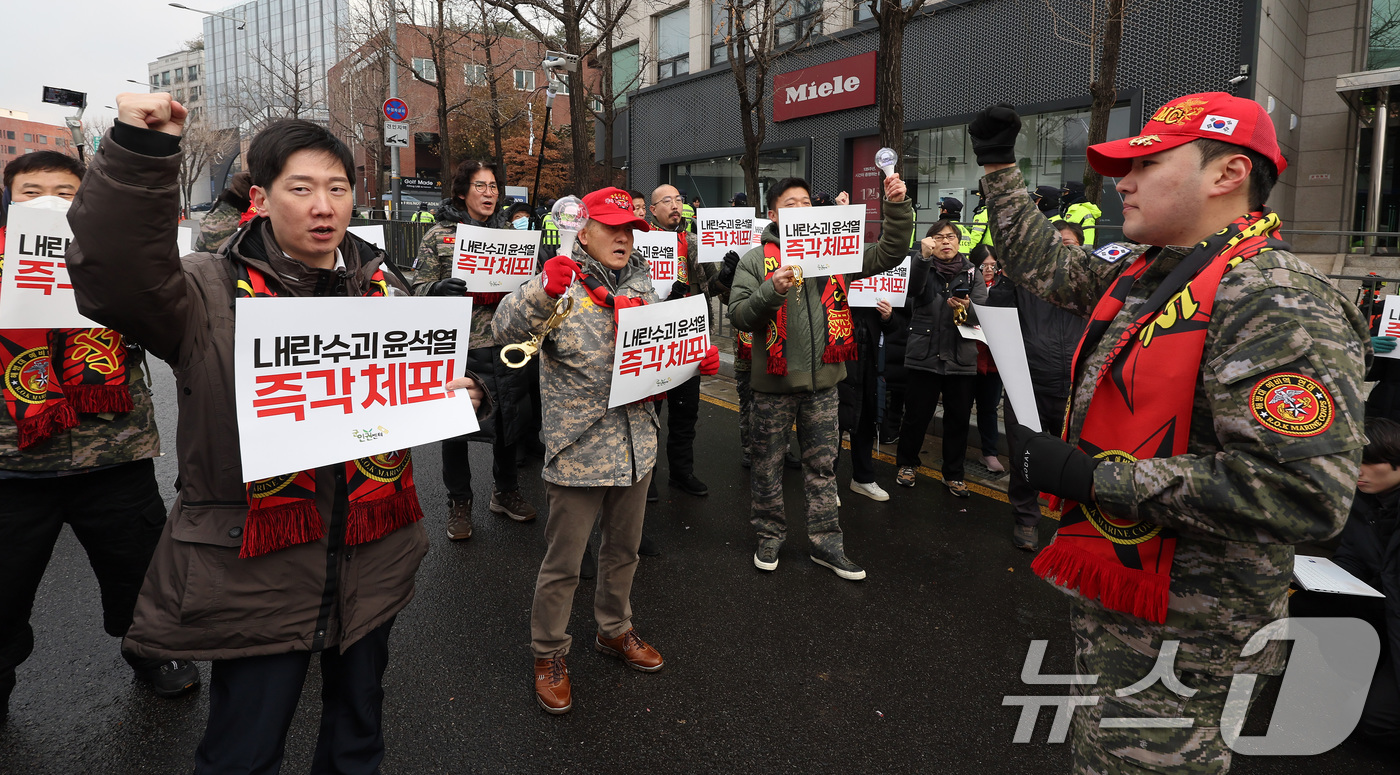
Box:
[971,94,1370,770]
[494,187,719,715]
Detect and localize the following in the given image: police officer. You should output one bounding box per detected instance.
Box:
[971,95,1369,772]
[1060,180,1101,246]
[411,201,436,223]
[541,197,561,253]
[938,196,984,254]
[678,189,696,232]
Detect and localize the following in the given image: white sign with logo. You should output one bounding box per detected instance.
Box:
[846,258,911,308]
[695,207,755,263]
[0,198,101,329]
[608,294,709,408]
[633,230,681,299]
[777,204,865,279]
[233,296,477,481]
[449,224,541,293]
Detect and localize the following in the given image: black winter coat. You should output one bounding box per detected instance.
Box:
[980,273,1085,403]
[838,308,898,432]
[1332,489,1400,700]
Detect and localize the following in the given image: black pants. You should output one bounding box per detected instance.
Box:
[441,431,518,499]
[194,618,396,774]
[896,370,976,480]
[851,375,881,485]
[1005,394,1069,527]
[659,374,701,479]
[973,371,1004,456]
[0,459,166,675]
[880,385,905,442]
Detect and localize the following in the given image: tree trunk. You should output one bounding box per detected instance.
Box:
[484,44,505,167]
[875,2,905,160]
[1082,0,1125,207]
[563,15,592,192]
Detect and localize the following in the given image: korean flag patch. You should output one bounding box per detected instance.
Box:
[1200,115,1239,136]
[1093,243,1132,263]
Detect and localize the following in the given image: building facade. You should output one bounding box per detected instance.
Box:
[148,48,214,206]
[0,111,80,182]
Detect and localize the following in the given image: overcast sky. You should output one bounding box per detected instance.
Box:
[5,1,208,127]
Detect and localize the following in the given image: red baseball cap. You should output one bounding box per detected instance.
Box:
[1086,92,1287,177]
[582,187,650,231]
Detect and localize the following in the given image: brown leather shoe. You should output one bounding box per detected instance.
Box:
[447,497,472,540]
[533,656,571,714]
[490,489,537,522]
[595,628,664,673]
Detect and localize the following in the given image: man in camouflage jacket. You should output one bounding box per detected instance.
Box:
[193,171,250,254]
[973,95,1369,772]
[495,186,718,715]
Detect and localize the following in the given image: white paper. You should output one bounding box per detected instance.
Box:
[608,294,710,408]
[847,258,911,308]
[177,226,194,255]
[777,204,865,278]
[449,224,541,293]
[695,207,755,263]
[1377,295,1400,359]
[233,296,477,481]
[752,217,771,245]
[1294,555,1385,597]
[0,198,101,329]
[957,324,987,343]
[347,224,386,249]
[633,230,681,300]
[971,303,1040,432]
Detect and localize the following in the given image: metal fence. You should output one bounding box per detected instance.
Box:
[350,218,435,270]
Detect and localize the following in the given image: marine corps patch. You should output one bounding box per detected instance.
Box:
[1250,372,1335,437]
[4,347,53,404]
[356,450,411,482]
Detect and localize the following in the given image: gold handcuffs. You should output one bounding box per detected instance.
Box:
[788,264,804,290]
[500,295,574,368]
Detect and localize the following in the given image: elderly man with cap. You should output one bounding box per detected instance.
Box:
[972,94,1368,771]
[495,187,719,715]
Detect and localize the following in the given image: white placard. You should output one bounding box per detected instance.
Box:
[1377,295,1400,358]
[971,303,1040,432]
[347,224,386,249]
[633,230,681,300]
[0,198,101,329]
[234,296,478,481]
[778,204,865,278]
[752,217,771,244]
[608,294,710,408]
[449,223,542,293]
[695,207,755,263]
[956,324,987,343]
[847,258,911,308]
[1294,555,1384,597]
[177,226,194,255]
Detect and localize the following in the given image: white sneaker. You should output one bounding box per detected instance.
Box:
[849,480,890,502]
[983,455,1006,473]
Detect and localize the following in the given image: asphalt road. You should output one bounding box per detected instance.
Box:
[1,362,1396,774]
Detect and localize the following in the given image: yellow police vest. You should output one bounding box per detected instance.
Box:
[681,203,696,232]
[542,214,560,249]
[972,209,992,248]
[411,210,435,223]
[1063,202,1100,245]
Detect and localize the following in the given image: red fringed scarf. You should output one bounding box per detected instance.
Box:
[235,261,422,559]
[758,243,857,375]
[1032,211,1289,623]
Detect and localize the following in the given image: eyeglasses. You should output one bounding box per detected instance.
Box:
[471,181,499,192]
[930,234,959,243]
[655,196,683,206]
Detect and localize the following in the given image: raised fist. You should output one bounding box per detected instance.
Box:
[968,103,1022,166]
[115,92,187,137]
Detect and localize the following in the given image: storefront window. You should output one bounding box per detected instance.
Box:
[1372,0,1400,71]
[664,145,807,210]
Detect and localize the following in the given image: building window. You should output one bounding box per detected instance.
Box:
[464,64,487,86]
[548,71,570,95]
[611,43,640,106]
[23,133,32,142]
[175,67,185,83]
[412,57,437,82]
[775,0,822,45]
[161,70,171,86]
[38,136,47,145]
[711,1,732,66]
[189,85,201,101]
[187,64,199,81]
[854,0,914,23]
[514,69,535,91]
[5,131,13,140]
[656,7,690,80]
[150,74,160,87]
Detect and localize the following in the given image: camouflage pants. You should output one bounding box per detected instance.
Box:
[736,367,753,455]
[1069,604,1242,774]
[750,387,842,555]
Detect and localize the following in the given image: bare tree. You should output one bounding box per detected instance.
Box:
[225,38,327,130]
[178,119,235,209]
[718,0,824,203]
[483,0,636,191]
[586,0,652,187]
[329,43,393,205]
[868,0,927,161]
[392,0,479,170]
[459,0,537,168]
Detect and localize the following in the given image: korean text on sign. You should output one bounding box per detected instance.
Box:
[608,294,710,408]
[778,204,865,278]
[450,223,542,293]
[234,296,478,481]
[846,258,911,308]
[1378,295,1400,360]
[695,207,755,263]
[0,198,101,329]
[632,230,681,299]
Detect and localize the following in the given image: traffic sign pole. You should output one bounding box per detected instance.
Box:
[387,21,401,220]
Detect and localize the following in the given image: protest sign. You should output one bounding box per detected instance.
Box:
[1378,295,1400,359]
[846,258,910,308]
[450,223,541,293]
[778,204,865,278]
[753,218,771,245]
[234,296,477,481]
[971,304,1039,432]
[695,207,755,263]
[0,198,101,329]
[633,230,681,299]
[609,294,709,408]
[177,226,194,255]
[347,224,386,249]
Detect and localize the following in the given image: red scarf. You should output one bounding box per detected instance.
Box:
[235,261,422,559]
[756,243,857,375]
[1032,212,1288,623]
[0,228,132,449]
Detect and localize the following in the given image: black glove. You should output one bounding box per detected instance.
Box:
[428,278,468,296]
[968,103,1022,166]
[1007,421,1100,504]
[669,280,690,299]
[717,250,741,287]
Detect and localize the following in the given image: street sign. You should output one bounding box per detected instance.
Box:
[384,120,409,148]
[383,98,408,122]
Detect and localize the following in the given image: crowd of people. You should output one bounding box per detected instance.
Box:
[1,86,1397,775]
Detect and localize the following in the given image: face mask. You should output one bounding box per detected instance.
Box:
[14,195,71,212]
[512,217,530,230]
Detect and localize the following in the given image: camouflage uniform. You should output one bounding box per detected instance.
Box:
[985,166,1369,771]
[193,200,244,254]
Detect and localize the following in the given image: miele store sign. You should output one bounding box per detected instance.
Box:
[772,52,876,122]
